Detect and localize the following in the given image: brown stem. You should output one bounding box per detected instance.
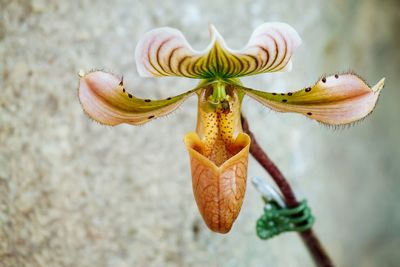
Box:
[241,116,334,267]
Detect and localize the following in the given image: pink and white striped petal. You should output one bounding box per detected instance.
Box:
[238,74,384,125]
[135,22,301,79]
[78,71,199,125]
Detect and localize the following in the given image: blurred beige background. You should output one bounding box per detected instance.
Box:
[1,0,399,266]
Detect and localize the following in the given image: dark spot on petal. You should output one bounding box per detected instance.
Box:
[322,77,326,83]
[123,88,125,92]
[280,93,285,96]
[167,97,172,100]
[148,115,155,119]
[272,93,277,95]
[282,99,287,103]
[288,92,293,96]
[144,99,151,102]
[305,87,311,92]
[128,94,132,98]
[307,112,312,115]
[335,74,339,79]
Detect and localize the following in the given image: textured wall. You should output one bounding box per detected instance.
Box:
[1,0,399,266]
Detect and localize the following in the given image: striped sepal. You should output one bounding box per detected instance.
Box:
[135,22,301,79]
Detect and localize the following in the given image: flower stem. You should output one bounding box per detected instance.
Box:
[241,116,334,267]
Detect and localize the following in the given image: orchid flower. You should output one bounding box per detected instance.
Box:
[78,22,384,234]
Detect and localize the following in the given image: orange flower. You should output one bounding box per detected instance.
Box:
[78,23,384,233]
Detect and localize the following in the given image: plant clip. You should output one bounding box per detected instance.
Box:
[252,177,315,240]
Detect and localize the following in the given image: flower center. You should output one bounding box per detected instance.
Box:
[196,82,243,166]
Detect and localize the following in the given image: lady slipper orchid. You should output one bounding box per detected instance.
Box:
[78,22,384,233]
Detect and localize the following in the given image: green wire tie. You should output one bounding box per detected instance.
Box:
[252,177,315,240]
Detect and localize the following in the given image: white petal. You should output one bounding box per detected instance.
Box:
[135,22,301,79]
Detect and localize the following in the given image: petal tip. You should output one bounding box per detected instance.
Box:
[276,22,302,53]
[208,24,225,44]
[373,77,385,93]
[80,70,120,88]
[77,70,123,126]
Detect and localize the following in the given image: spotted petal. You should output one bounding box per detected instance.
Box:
[78,71,200,125]
[135,22,301,79]
[237,74,384,125]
